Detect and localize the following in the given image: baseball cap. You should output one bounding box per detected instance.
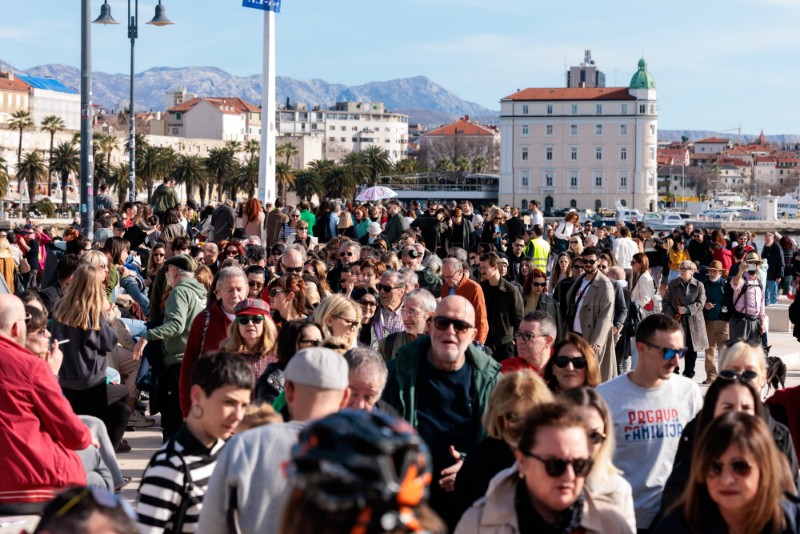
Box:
[285,348,349,390]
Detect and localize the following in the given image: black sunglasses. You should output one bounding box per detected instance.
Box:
[521,451,594,478]
[555,356,588,369]
[282,266,303,274]
[708,460,754,478]
[377,284,402,292]
[718,369,759,382]
[269,288,285,298]
[358,299,378,307]
[430,316,473,333]
[248,280,264,288]
[532,282,547,288]
[237,315,265,325]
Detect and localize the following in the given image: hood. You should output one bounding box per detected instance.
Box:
[172,276,208,302]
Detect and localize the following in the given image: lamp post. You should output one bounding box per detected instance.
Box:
[80,0,93,237]
[94,0,173,205]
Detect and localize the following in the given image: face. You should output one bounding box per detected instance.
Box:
[327,306,358,338]
[215,275,248,314]
[468,253,479,266]
[512,239,526,256]
[378,274,404,309]
[442,263,464,289]
[25,324,51,356]
[429,298,476,369]
[558,256,570,272]
[499,262,509,277]
[532,275,546,295]
[637,328,685,380]
[708,269,721,282]
[596,259,609,275]
[281,250,304,274]
[515,320,551,366]
[679,265,694,282]
[479,261,497,281]
[402,247,420,269]
[296,325,323,351]
[305,282,321,309]
[723,354,766,390]
[552,343,587,390]
[202,244,217,263]
[705,444,760,516]
[347,364,385,411]
[357,292,378,322]
[516,426,590,519]
[574,405,606,459]
[581,254,598,276]
[400,296,429,334]
[631,258,641,274]
[237,314,265,346]
[247,273,265,298]
[193,384,251,441]
[713,384,756,419]
[340,246,358,265]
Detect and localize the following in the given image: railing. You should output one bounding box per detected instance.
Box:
[390,183,499,192]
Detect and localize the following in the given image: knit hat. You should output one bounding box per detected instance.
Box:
[164,254,197,273]
[285,348,349,390]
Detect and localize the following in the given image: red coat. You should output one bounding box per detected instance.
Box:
[180,300,233,417]
[440,277,489,344]
[0,336,90,504]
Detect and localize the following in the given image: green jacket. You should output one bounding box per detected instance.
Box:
[382,336,501,443]
[143,277,207,367]
[151,183,178,214]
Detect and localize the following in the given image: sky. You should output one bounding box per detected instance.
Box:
[1,0,799,134]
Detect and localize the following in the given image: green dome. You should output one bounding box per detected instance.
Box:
[629,58,656,89]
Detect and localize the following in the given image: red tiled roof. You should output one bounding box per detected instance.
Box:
[755,157,776,163]
[426,118,498,137]
[0,72,29,93]
[502,87,635,101]
[657,155,673,165]
[168,97,261,115]
[695,136,731,144]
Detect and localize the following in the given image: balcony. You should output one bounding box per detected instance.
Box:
[372,172,499,200]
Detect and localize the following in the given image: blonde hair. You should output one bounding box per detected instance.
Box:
[719,341,767,384]
[53,264,107,330]
[482,370,553,447]
[312,294,361,347]
[223,313,278,356]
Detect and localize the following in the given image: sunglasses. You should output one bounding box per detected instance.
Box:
[282,266,303,274]
[554,356,588,369]
[718,369,759,382]
[152,253,165,257]
[582,259,596,265]
[248,280,264,288]
[298,338,321,347]
[430,316,473,333]
[269,288,285,298]
[226,249,239,255]
[334,315,359,330]
[588,431,606,445]
[271,250,283,256]
[237,315,265,325]
[377,284,402,292]
[570,241,579,244]
[641,340,688,360]
[358,299,378,307]
[521,451,594,478]
[341,251,355,257]
[707,459,754,478]
[514,331,545,341]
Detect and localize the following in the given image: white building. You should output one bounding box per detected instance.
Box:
[163,97,262,142]
[694,136,733,154]
[499,58,659,212]
[277,101,408,163]
[17,74,81,131]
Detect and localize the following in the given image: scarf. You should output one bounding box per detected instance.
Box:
[514,477,585,534]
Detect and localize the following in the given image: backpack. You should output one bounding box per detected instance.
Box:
[626,299,646,338]
[720,276,762,322]
[313,213,333,243]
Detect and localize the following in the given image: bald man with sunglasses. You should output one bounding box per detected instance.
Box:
[382,295,500,530]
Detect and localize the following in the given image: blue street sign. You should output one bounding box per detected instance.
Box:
[242,0,281,12]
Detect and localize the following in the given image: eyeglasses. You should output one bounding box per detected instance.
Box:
[297,226,308,231]
[269,288,285,298]
[554,356,588,369]
[430,316,473,333]
[598,264,608,270]
[298,338,321,347]
[237,315,265,325]
[226,249,239,255]
[152,253,165,257]
[630,260,639,265]
[521,451,594,478]
[707,460,754,479]
[377,284,402,292]
[514,331,546,342]
[718,369,760,382]
[282,266,304,274]
[248,280,264,288]
[53,487,135,521]
[400,307,421,316]
[32,327,50,338]
[358,299,378,307]
[271,250,282,256]
[532,282,547,288]
[588,431,606,445]
[341,252,355,257]
[641,340,688,360]
[582,259,596,265]
[334,315,359,330]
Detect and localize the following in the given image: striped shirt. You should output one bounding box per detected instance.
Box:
[136,425,225,533]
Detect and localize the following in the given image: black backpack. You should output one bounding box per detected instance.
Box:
[313,213,332,243]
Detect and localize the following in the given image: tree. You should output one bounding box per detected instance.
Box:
[363,145,391,186]
[123,132,150,170]
[17,151,47,207]
[110,163,144,208]
[172,154,207,202]
[236,157,259,199]
[0,156,9,199]
[275,162,296,200]
[471,156,488,173]
[40,115,65,196]
[290,170,323,201]
[244,139,260,164]
[206,147,237,202]
[51,142,80,210]
[343,151,369,185]
[225,140,243,155]
[276,141,299,166]
[8,110,33,173]
[323,165,357,199]
[139,146,175,202]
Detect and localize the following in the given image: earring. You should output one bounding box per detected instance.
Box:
[518,470,525,480]
[190,404,204,419]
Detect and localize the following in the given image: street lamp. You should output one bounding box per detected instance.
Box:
[93,0,174,204]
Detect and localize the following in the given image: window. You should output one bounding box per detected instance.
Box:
[546,124,553,136]
[522,105,529,114]
[650,124,656,135]
[547,105,553,115]
[650,105,655,114]
[341,126,347,131]
[570,147,578,160]
[521,147,529,161]
[595,147,603,160]
[341,137,346,142]
[619,171,628,189]
[329,125,335,131]
[621,104,628,115]
[545,172,554,187]
[175,112,182,120]
[171,128,179,134]
[546,147,553,161]
[648,146,656,161]
[596,104,602,115]
[620,147,627,161]
[570,124,578,136]
[639,104,646,114]
[647,171,656,189]
[569,172,578,189]
[352,126,358,131]
[521,124,529,136]
[595,124,603,135]
[521,171,529,187]
[594,172,603,188]
[620,124,627,135]
[329,136,336,142]
[571,104,578,114]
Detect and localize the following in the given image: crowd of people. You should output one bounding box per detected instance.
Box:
[2,186,800,533]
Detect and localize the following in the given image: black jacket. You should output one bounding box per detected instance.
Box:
[480,277,524,349]
[452,437,515,523]
[763,242,786,281]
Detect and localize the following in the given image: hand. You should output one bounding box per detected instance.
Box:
[679,306,687,314]
[46,341,64,375]
[91,438,100,449]
[132,338,148,361]
[704,302,715,310]
[439,445,464,492]
[591,343,601,354]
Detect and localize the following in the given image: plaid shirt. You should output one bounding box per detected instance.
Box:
[379,306,404,336]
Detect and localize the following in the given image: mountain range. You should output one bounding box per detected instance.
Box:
[0,59,497,127]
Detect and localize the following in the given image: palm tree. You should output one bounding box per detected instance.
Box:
[363,145,392,186]
[139,146,172,202]
[323,165,356,199]
[40,115,65,196]
[0,156,9,199]
[471,156,488,173]
[236,157,259,199]
[435,158,454,172]
[225,140,243,155]
[455,157,471,173]
[244,139,260,164]
[123,132,150,171]
[51,141,80,209]
[17,151,47,206]
[172,154,207,202]
[276,141,299,166]
[8,110,34,172]
[308,159,335,178]
[343,151,369,185]
[206,147,237,202]
[275,162,296,200]
[110,163,144,208]
[290,170,323,201]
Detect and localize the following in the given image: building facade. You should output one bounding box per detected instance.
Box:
[0,71,30,126]
[17,74,80,131]
[499,58,659,212]
[162,97,262,142]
